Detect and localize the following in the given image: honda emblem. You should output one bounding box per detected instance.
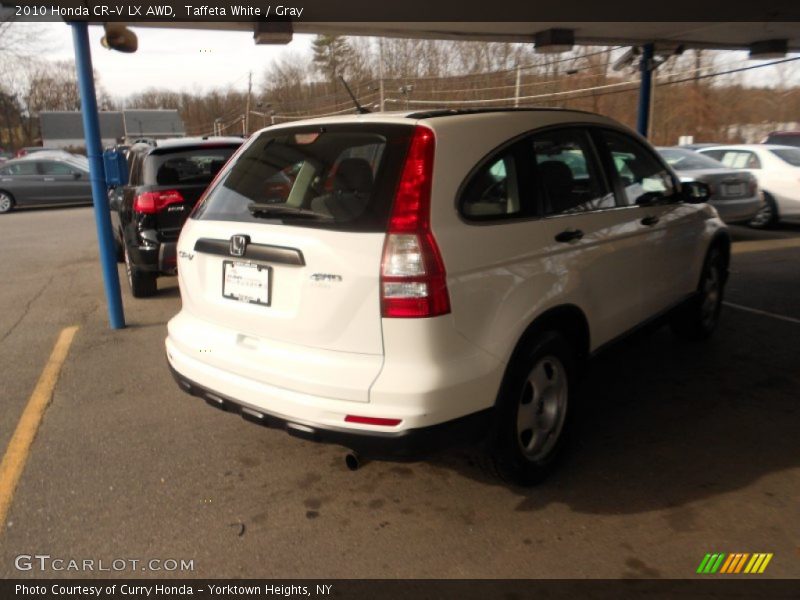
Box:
[229,234,249,257]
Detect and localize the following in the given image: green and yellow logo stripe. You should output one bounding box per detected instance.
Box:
[697,553,773,574]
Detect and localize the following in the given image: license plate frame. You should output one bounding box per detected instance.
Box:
[222,260,272,307]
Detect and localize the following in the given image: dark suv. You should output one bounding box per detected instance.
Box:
[761,131,800,147]
[111,137,242,297]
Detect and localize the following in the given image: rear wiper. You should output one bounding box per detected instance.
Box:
[247,203,332,221]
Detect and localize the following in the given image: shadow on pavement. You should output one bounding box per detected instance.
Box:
[431,314,799,514]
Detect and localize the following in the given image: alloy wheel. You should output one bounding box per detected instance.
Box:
[516,355,568,462]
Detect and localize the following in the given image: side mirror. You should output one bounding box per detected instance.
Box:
[73,171,82,180]
[682,180,711,204]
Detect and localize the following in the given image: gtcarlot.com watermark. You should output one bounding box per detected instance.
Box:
[14,554,195,573]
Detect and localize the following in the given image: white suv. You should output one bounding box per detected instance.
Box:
[166,109,729,485]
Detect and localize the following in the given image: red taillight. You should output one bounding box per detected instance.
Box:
[380,126,450,319]
[133,189,184,214]
[345,415,402,427]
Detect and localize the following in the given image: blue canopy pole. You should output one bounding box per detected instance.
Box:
[637,43,654,137]
[71,22,126,329]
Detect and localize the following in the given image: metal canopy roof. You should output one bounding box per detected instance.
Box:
[126,21,800,51]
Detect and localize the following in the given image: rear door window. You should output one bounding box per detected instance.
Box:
[529,128,614,215]
[193,124,413,232]
[39,161,76,175]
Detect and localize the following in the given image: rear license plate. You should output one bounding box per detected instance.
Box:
[222,261,271,306]
[722,183,745,197]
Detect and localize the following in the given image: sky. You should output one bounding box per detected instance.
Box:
[26,22,314,99]
[12,22,800,102]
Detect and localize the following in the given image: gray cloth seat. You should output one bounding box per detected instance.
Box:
[311,158,374,220]
[538,160,580,213]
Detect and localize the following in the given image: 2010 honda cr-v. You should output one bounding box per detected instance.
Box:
[166,108,729,485]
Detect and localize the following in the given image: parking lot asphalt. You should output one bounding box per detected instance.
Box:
[0,207,798,579]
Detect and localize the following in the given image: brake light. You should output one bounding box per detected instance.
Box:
[133,190,184,214]
[380,126,450,318]
[748,176,758,196]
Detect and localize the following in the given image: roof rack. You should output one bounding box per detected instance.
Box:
[407,107,595,119]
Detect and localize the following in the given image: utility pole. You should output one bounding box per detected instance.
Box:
[244,71,252,135]
[514,64,521,107]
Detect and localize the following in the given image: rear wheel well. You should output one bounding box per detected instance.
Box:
[509,305,590,371]
[709,231,731,283]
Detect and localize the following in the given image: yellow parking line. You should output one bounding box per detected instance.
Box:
[732,238,800,255]
[0,326,78,534]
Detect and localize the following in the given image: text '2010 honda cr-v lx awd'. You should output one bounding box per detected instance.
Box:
[166,108,730,485]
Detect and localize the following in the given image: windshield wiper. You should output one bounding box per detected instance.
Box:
[247,203,332,221]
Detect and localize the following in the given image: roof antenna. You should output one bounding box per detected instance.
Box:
[339,75,371,114]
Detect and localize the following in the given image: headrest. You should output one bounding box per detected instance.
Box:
[333,158,373,195]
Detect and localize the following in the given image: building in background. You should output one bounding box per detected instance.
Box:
[40,109,185,149]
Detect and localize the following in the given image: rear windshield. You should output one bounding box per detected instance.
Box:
[658,147,725,170]
[144,145,240,186]
[192,124,414,232]
[770,148,800,167]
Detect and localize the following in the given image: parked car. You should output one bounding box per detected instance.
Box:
[0,155,92,213]
[679,143,720,151]
[657,146,762,224]
[697,144,800,228]
[761,131,800,147]
[14,146,60,158]
[165,108,730,485]
[111,137,243,297]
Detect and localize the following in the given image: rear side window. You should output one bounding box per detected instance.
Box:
[1,162,37,175]
[461,149,522,218]
[144,146,239,186]
[193,125,413,232]
[599,130,677,206]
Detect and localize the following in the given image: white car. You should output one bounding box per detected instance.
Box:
[166,109,729,485]
[697,144,800,228]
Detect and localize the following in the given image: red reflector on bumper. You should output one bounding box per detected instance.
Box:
[345,415,402,427]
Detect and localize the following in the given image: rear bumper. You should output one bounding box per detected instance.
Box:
[130,241,177,274]
[168,361,491,459]
[710,195,763,224]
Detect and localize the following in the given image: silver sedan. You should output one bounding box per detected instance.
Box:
[658,146,763,224]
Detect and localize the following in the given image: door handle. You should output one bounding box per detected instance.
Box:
[555,229,584,243]
[641,215,660,226]
[43,177,55,182]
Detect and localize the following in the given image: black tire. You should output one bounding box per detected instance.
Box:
[748,193,778,229]
[483,331,577,486]
[124,243,157,298]
[114,229,125,263]
[670,244,727,341]
[0,190,14,214]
